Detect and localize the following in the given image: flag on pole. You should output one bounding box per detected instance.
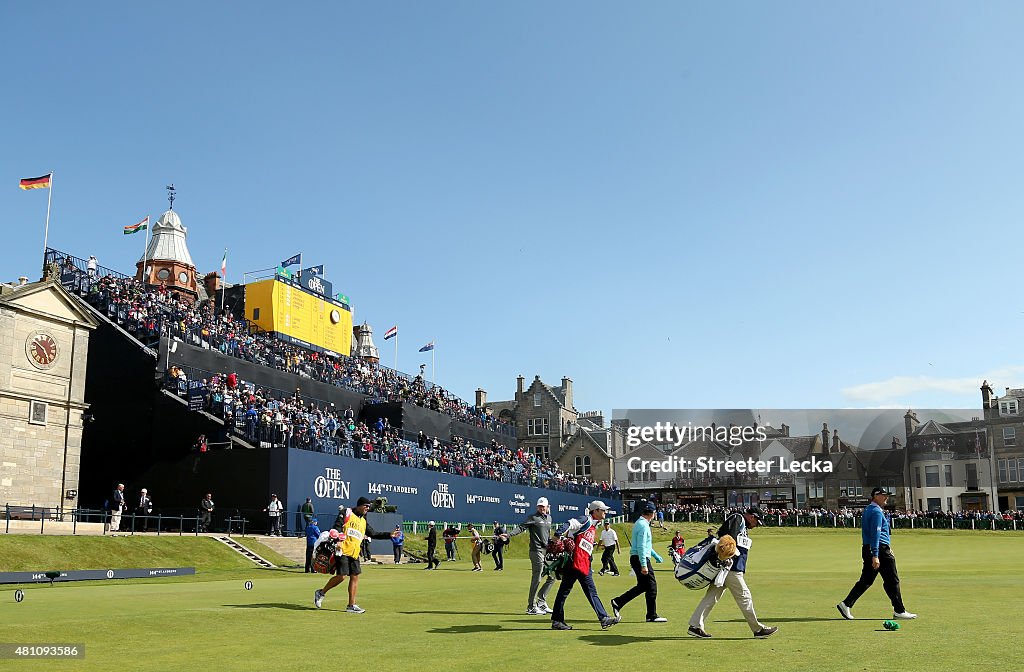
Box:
[221,249,227,278]
[281,253,301,268]
[419,341,434,352]
[384,326,398,340]
[123,216,149,235]
[19,174,52,190]
[305,264,325,277]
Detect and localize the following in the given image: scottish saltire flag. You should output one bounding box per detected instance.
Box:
[281,253,301,268]
[305,264,324,276]
[384,326,398,340]
[123,216,148,235]
[419,341,434,352]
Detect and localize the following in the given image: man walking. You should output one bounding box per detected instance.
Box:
[199,493,214,533]
[391,525,404,564]
[313,497,393,613]
[301,497,315,527]
[688,506,778,639]
[610,501,666,623]
[598,520,620,576]
[837,488,917,621]
[468,523,483,571]
[550,500,620,631]
[492,521,508,571]
[264,494,283,536]
[443,524,459,561]
[305,517,322,573]
[510,496,555,615]
[135,489,153,532]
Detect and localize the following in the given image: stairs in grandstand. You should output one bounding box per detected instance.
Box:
[215,536,277,568]
[71,293,159,357]
[158,388,258,449]
[253,535,306,565]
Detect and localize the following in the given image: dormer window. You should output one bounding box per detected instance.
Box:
[999,400,1018,416]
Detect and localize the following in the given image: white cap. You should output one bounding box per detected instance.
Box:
[429,520,436,526]
[537,497,549,507]
[588,500,613,513]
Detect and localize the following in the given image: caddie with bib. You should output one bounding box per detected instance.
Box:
[686,506,778,639]
[549,500,621,631]
[313,497,394,614]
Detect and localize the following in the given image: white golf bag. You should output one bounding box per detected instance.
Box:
[672,537,734,590]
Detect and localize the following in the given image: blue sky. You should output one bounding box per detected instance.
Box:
[3,3,1023,415]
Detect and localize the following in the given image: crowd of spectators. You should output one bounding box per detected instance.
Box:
[69,268,512,435]
[165,367,616,498]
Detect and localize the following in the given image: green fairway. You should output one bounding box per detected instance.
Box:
[2,529,1022,671]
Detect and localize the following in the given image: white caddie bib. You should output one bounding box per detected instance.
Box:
[578,537,594,555]
[346,527,364,540]
[737,535,752,550]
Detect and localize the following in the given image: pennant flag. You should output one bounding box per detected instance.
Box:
[276,265,293,280]
[384,326,398,340]
[419,341,434,352]
[19,174,52,190]
[124,216,149,235]
[221,249,227,277]
[281,253,301,268]
[305,264,324,277]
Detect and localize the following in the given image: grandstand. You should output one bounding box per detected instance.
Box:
[41,246,619,532]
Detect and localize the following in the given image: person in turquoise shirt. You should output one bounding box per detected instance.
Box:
[610,501,667,623]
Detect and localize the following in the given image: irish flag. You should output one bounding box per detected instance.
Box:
[124,216,148,235]
[220,249,227,278]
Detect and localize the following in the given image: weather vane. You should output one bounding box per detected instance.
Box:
[166,183,176,210]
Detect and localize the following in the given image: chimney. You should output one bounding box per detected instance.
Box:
[515,375,525,402]
[18,276,29,286]
[475,388,487,409]
[781,423,789,437]
[821,423,829,451]
[892,436,901,450]
[203,271,221,298]
[981,380,994,409]
[904,410,919,443]
[561,376,573,410]
[832,429,840,453]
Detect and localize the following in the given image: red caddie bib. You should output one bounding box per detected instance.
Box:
[572,524,596,574]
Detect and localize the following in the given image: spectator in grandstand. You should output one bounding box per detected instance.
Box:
[425,521,441,569]
[199,493,214,532]
[108,483,125,534]
[87,255,97,278]
[550,500,619,631]
[837,488,917,621]
[511,497,554,615]
[264,494,283,536]
[598,520,620,576]
[305,518,322,573]
[313,497,395,613]
[610,501,666,623]
[687,507,777,639]
[391,525,404,564]
[443,524,459,561]
[492,521,508,571]
[135,488,153,532]
[468,523,483,572]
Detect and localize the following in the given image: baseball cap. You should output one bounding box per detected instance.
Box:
[871,487,892,497]
[536,497,549,507]
[588,500,614,513]
[641,501,657,514]
[356,496,373,507]
[745,506,765,522]
[428,520,436,526]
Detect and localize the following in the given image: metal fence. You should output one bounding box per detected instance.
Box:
[657,509,1022,531]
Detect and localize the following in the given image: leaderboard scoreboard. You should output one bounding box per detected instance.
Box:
[245,277,352,357]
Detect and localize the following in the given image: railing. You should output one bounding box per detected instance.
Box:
[3,504,204,536]
[657,509,1023,531]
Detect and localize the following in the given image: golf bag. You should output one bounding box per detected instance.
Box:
[543,536,576,580]
[312,537,338,574]
[672,536,733,590]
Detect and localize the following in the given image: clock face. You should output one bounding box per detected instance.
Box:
[27,333,59,369]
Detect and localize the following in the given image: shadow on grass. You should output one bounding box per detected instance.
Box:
[225,603,317,611]
[578,634,750,645]
[718,617,839,623]
[428,624,540,635]
[399,610,518,616]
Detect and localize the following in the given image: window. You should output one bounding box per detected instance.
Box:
[29,400,47,426]
[918,499,922,510]
[944,464,953,487]
[178,271,189,283]
[1019,459,1024,482]
[925,465,939,488]
[157,268,171,280]
[1016,496,1024,511]
[574,455,591,477]
[1010,459,1019,484]
[533,393,541,407]
[966,463,978,489]
[1004,427,1016,447]
[914,467,921,488]
[847,458,853,470]
[927,498,941,512]
[252,308,260,321]
[1000,400,1018,416]
[527,418,549,436]
[808,482,824,498]
[530,444,550,460]
[946,497,953,511]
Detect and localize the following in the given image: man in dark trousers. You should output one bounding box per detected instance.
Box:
[837,488,917,620]
[443,524,459,561]
[610,501,666,623]
[391,525,404,564]
[135,488,153,532]
[688,506,777,639]
[550,500,620,631]
[424,521,441,569]
[492,521,508,571]
[598,520,620,576]
[305,517,322,573]
[510,497,554,615]
[199,493,214,533]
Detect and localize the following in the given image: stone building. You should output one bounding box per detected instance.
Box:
[136,208,200,301]
[980,382,1024,512]
[0,278,96,509]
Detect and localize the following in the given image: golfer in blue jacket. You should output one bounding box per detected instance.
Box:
[610,501,666,622]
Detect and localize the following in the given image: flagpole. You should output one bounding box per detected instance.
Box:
[141,216,150,283]
[394,332,398,371]
[221,249,227,315]
[41,171,54,274]
[431,341,435,384]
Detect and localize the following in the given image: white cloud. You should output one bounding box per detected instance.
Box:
[841,366,1024,404]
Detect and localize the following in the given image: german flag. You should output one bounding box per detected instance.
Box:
[19,174,52,190]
